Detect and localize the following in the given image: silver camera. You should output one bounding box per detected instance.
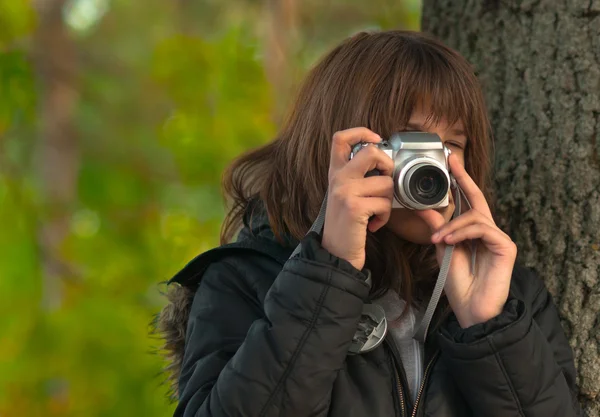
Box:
[350,132,452,210]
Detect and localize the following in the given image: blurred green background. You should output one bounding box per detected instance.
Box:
[0,1,420,415]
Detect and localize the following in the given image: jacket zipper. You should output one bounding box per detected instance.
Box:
[384,338,409,417]
[393,366,407,417]
[410,350,440,417]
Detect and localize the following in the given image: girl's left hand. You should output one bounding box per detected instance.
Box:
[415,154,517,329]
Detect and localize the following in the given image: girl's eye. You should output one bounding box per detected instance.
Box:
[446,142,464,149]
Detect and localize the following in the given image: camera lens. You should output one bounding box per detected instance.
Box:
[417,175,436,196]
[407,165,449,205]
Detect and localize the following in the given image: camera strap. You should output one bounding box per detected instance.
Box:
[412,179,475,343]
[288,178,476,352]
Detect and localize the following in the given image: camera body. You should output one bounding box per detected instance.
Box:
[350,132,452,210]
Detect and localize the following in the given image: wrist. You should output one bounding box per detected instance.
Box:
[321,238,364,271]
[456,304,505,329]
[309,233,367,280]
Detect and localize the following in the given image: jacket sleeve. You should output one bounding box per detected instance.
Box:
[173,233,370,417]
[436,266,581,417]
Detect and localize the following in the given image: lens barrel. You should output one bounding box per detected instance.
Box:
[406,164,449,206]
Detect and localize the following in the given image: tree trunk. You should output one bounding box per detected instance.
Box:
[422,0,600,414]
[33,0,80,311]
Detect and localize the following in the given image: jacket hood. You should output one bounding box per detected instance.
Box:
[155,199,296,400]
[237,198,300,249]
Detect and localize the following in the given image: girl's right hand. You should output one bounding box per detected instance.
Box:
[321,127,395,271]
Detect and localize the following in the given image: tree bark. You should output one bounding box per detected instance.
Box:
[422,0,600,414]
[33,0,80,311]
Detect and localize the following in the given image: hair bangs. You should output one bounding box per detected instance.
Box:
[382,36,477,136]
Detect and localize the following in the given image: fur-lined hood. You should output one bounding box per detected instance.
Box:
[153,202,296,400]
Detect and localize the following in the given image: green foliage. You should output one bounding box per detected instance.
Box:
[0,0,36,46]
[153,28,275,185]
[0,51,36,132]
[0,0,420,416]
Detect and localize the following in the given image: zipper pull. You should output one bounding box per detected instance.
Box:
[348,304,388,354]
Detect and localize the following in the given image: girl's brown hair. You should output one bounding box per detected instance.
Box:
[221,30,493,305]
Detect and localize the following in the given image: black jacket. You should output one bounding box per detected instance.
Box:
[167,210,580,417]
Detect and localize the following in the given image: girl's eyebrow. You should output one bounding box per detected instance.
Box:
[449,128,466,136]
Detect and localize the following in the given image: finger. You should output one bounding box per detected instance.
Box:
[443,223,517,256]
[352,175,394,198]
[365,197,393,232]
[449,154,493,219]
[342,144,394,178]
[330,128,382,173]
[431,209,496,243]
[414,209,446,235]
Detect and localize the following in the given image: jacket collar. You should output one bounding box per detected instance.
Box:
[168,199,297,287]
[237,198,299,249]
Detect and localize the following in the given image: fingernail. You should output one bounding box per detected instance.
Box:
[432,232,440,241]
[445,233,453,242]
